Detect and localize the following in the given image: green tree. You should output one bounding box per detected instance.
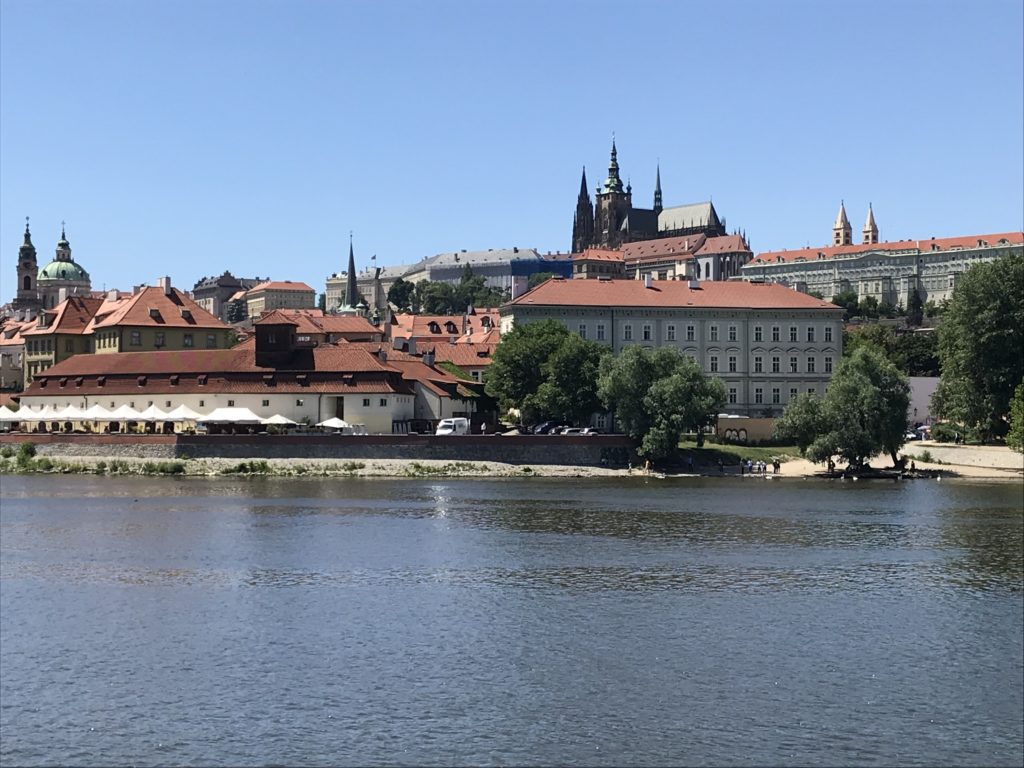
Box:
[532,333,610,426]
[226,298,247,324]
[1007,383,1024,453]
[858,295,880,319]
[907,291,924,326]
[317,293,326,312]
[844,324,899,363]
[387,278,415,312]
[484,320,572,423]
[896,331,939,377]
[777,346,909,470]
[527,271,555,291]
[597,346,725,460]
[933,254,1024,440]
[774,393,826,456]
[832,290,860,320]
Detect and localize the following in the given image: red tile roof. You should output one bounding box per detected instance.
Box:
[248,280,316,293]
[89,287,230,330]
[572,248,624,263]
[0,318,37,346]
[22,297,104,337]
[428,343,496,368]
[509,277,840,310]
[621,233,751,265]
[392,312,499,340]
[750,232,1024,265]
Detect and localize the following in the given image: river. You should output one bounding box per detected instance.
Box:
[1,474,1021,767]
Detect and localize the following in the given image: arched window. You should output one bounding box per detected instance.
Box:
[22,275,31,291]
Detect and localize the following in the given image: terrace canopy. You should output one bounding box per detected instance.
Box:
[261,414,298,426]
[107,404,145,421]
[199,407,262,424]
[137,404,172,422]
[165,404,205,422]
[0,405,19,422]
[316,417,351,430]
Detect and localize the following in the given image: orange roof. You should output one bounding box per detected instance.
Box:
[509,278,840,311]
[573,248,624,263]
[90,287,230,330]
[429,343,496,368]
[22,296,104,337]
[248,280,315,293]
[750,232,1024,265]
[392,312,499,340]
[254,309,381,336]
[696,234,751,255]
[0,318,37,346]
[622,234,704,261]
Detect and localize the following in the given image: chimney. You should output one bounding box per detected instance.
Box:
[423,349,435,367]
[408,338,417,355]
[58,287,68,304]
[688,279,701,289]
[644,274,653,289]
[107,289,118,302]
[158,276,172,295]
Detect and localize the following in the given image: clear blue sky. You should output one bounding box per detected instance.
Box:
[2,0,1022,295]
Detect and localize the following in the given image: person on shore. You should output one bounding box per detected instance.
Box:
[687,456,694,474]
[717,458,724,474]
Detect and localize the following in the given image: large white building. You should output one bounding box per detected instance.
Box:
[502,277,843,418]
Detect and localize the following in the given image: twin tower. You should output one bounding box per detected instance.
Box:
[833,201,879,247]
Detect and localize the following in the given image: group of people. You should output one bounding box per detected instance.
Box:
[741,458,780,475]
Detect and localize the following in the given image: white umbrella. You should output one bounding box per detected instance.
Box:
[165,404,204,422]
[108,404,144,421]
[19,405,61,421]
[199,406,262,424]
[57,405,89,420]
[316,417,351,430]
[137,404,172,422]
[261,414,298,425]
[0,405,20,422]
[83,404,114,420]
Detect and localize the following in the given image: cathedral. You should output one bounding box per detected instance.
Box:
[571,140,732,252]
[11,219,92,313]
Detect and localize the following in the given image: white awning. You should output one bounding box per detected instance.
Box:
[0,405,20,422]
[56,405,89,420]
[261,414,298,425]
[18,405,62,421]
[165,404,205,422]
[199,407,263,424]
[316,417,351,430]
[137,404,172,422]
[107,404,144,421]
[82,404,114,420]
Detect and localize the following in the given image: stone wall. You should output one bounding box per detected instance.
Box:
[0,433,636,466]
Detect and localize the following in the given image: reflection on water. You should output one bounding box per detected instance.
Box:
[1,474,1022,767]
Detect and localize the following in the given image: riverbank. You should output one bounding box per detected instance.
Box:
[1,443,1020,480]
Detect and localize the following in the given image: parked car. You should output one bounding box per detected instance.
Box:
[436,417,470,435]
[561,427,584,435]
[532,420,560,434]
[580,427,602,435]
[904,431,919,441]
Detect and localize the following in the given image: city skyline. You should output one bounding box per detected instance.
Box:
[2,0,1022,295]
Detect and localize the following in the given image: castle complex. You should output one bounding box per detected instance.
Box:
[12,219,92,313]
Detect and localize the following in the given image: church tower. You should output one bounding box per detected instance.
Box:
[832,201,852,246]
[653,164,663,215]
[594,139,633,249]
[13,217,41,311]
[862,203,879,244]
[571,167,595,252]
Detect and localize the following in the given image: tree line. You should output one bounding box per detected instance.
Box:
[386,266,509,315]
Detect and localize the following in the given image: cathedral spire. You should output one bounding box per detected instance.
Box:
[578,166,589,200]
[571,166,595,251]
[862,203,879,244]
[23,216,33,246]
[832,200,852,246]
[653,164,663,214]
[345,233,358,309]
[602,137,624,194]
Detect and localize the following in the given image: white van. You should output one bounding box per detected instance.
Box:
[435,417,470,435]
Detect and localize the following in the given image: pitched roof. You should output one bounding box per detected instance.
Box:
[0,319,35,346]
[248,280,316,293]
[391,312,499,340]
[508,277,840,311]
[657,202,718,232]
[748,232,1024,265]
[89,287,230,330]
[22,296,104,336]
[622,234,704,261]
[573,248,624,263]
[428,343,496,368]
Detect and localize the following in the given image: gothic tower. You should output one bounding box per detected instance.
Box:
[571,167,595,252]
[832,201,852,246]
[13,217,41,311]
[594,139,632,249]
[653,164,663,215]
[862,203,879,244]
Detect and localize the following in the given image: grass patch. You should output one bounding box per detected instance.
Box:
[221,460,270,475]
[677,441,799,465]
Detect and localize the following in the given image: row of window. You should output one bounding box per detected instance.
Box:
[93,397,391,409]
[578,323,835,343]
[29,332,220,353]
[710,355,831,374]
[726,386,817,405]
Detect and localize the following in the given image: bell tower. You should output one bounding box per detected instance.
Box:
[13,217,41,311]
[594,139,632,248]
[832,201,852,246]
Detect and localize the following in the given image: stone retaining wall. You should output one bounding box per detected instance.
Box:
[0,433,637,466]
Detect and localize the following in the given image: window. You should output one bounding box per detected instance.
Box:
[130,331,141,346]
[227,400,235,406]
[155,332,165,347]
[623,324,633,341]
[754,387,763,404]
[790,387,798,401]
[807,387,816,395]
[807,357,816,373]
[772,327,780,342]
[754,356,763,373]
[710,355,719,373]
[772,356,780,373]
[363,398,370,407]
[728,387,737,404]
[754,326,763,342]
[262,399,269,407]
[710,325,719,341]
[379,398,388,407]
[806,327,815,342]
[772,387,780,404]
[206,334,217,348]
[789,327,798,342]
[824,326,833,342]
[825,356,833,373]
[65,339,73,352]
[596,324,606,341]
[183,333,194,348]
[790,357,798,373]
[642,324,652,342]
[578,324,587,339]
[728,325,737,342]
[296,399,304,406]
[686,325,695,341]
[728,355,737,373]
[199,400,204,407]
[166,401,172,407]
[666,325,676,341]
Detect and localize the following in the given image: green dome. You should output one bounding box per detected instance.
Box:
[38,259,90,282]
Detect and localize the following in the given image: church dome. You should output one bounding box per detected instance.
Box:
[38,259,90,282]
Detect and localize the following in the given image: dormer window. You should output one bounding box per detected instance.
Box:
[59,377,67,387]
[197,374,208,385]
[149,308,160,319]
[97,376,106,387]
[75,377,84,387]
[137,376,147,387]
[169,375,179,386]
